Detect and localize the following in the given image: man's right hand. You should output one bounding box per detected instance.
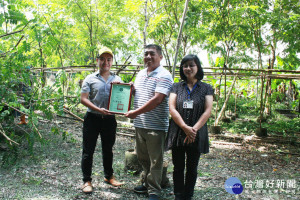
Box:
[125,110,138,119]
[99,108,111,115]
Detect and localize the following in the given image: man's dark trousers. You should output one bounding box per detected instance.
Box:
[81,112,117,182]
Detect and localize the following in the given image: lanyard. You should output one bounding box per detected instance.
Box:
[185,84,197,100]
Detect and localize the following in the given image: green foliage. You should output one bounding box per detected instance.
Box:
[0,0,299,154]
[1,146,19,168]
[219,101,299,137]
[120,74,133,83]
[0,3,82,152]
[1,0,299,70]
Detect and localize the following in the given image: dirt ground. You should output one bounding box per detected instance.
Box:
[0,116,299,200]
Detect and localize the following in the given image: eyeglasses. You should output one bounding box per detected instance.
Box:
[182,64,196,68]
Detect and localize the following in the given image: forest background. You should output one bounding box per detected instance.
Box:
[0,0,299,199]
[1,0,299,144]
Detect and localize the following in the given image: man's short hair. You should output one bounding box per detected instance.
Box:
[145,44,163,56]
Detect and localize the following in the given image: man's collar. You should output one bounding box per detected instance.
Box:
[96,71,115,77]
[147,65,162,76]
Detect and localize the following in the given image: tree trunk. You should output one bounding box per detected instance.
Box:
[163,43,171,71]
[89,5,94,62]
[264,59,272,115]
[255,30,263,107]
[234,83,238,119]
[171,0,190,79]
[224,66,227,100]
[214,74,223,123]
[124,149,142,174]
[39,42,46,88]
[143,0,149,48]
[259,75,265,128]
[215,75,237,126]
[224,43,230,101]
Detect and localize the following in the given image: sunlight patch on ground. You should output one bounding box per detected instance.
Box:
[101,191,122,199]
[211,142,243,150]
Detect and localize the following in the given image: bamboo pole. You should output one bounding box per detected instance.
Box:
[31,65,300,73]
[32,68,300,77]
[117,132,135,137]
[31,64,300,81]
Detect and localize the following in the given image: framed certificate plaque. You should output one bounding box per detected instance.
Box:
[108,83,133,114]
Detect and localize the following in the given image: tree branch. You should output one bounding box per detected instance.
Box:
[0,30,23,38]
[31,121,43,138]
[75,2,92,29]
[0,35,25,57]
[43,15,69,60]
[116,55,131,75]
[0,20,32,38]
[63,107,83,122]
[2,102,27,115]
[0,124,19,145]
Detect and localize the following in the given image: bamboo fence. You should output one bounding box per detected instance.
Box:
[31,64,300,80]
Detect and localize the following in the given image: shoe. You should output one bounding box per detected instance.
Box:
[134,184,148,194]
[149,194,159,200]
[104,175,123,187]
[82,181,93,194]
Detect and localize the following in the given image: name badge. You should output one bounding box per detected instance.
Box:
[183,100,193,109]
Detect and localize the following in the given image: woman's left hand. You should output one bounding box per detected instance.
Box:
[183,126,197,144]
[184,132,196,144]
[184,136,192,144]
